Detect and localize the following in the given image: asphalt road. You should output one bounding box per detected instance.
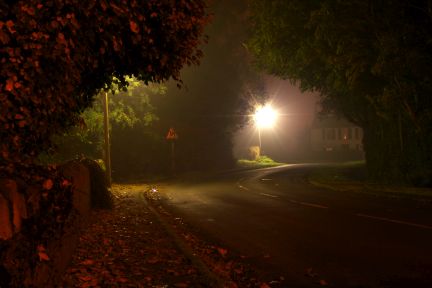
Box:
[157,164,432,287]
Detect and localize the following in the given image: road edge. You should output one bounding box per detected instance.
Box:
[139,193,225,287]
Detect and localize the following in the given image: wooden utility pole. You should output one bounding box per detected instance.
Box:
[103,92,112,187]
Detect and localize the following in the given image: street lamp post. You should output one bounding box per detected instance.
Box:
[257,126,262,152]
[253,104,277,155]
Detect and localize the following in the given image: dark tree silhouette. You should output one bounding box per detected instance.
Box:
[248,0,432,185]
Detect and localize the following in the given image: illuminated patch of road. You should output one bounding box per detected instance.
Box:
[239,177,329,209]
[259,192,329,209]
[356,213,432,230]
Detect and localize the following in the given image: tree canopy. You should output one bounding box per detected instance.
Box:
[248,0,432,185]
[0,0,208,172]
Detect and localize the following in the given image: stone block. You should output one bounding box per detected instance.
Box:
[0,194,13,240]
[61,162,91,216]
[0,179,27,233]
[10,189,27,233]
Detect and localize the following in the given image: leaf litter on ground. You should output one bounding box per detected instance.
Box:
[61,184,275,287]
[61,184,210,287]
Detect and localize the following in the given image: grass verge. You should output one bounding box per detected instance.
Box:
[237,156,285,169]
[309,162,432,200]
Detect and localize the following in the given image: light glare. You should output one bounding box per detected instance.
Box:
[254,105,277,129]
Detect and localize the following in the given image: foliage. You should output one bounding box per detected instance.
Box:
[237,156,283,168]
[108,78,163,128]
[42,78,164,163]
[248,0,432,185]
[0,0,209,173]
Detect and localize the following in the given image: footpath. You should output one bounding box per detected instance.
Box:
[60,184,268,288]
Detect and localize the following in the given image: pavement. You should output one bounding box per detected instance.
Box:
[60,184,268,288]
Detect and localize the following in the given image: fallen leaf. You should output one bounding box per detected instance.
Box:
[306,267,318,278]
[37,245,50,261]
[43,179,53,190]
[5,80,13,91]
[147,257,159,264]
[130,21,139,33]
[80,259,95,265]
[217,247,228,257]
[38,251,50,261]
[319,279,328,286]
[78,275,93,282]
[61,179,71,187]
[117,277,128,283]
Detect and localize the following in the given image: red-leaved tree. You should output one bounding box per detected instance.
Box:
[0,0,209,172]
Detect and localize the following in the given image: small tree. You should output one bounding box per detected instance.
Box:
[40,77,165,163]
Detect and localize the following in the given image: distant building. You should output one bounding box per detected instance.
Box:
[310,115,364,160]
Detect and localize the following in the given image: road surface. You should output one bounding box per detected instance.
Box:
[156,164,432,287]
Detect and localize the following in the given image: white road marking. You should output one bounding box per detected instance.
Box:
[261,178,273,181]
[356,213,432,230]
[288,199,328,209]
[259,192,329,209]
[260,193,279,198]
[299,202,329,209]
[238,185,249,191]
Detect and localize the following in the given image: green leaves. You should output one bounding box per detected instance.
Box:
[46,79,164,162]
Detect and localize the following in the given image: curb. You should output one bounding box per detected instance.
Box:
[139,193,225,288]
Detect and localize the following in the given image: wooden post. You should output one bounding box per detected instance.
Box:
[103,92,112,187]
[171,141,175,174]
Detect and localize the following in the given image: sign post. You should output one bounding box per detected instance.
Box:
[166,127,178,174]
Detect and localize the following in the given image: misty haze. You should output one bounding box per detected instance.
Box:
[1,1,431,287]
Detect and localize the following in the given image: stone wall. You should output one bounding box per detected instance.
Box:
[0,161,93,287]
[0,179,28,241]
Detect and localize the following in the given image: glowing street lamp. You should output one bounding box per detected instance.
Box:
[253,104,278,152]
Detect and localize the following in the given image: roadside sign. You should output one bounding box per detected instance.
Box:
[166,127,178,140]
